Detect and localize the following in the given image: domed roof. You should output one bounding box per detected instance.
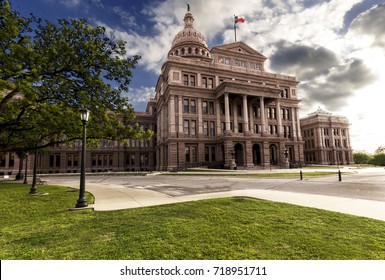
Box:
[168,10,211,61]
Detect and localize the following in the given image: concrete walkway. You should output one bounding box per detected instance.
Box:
[48,167,385,222]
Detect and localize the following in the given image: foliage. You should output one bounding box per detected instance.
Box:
[369,153,385,166]
[375,146,385,154]
[353,152,371,164]
[0,0,152,153]
[1,183,385,260]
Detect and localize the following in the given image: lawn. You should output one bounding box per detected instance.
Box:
[1,182,385,260]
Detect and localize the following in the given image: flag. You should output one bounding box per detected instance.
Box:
[235,15,245,24]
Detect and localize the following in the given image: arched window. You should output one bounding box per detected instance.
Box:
[188,47,192,54]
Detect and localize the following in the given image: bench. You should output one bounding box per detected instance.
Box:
[36,178,47,185]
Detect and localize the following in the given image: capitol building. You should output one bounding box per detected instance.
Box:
[0,9,353,175]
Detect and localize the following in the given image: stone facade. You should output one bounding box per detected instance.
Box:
[154,10,303,171]
[300,108,353,165]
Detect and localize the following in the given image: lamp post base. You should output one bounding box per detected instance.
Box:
[75,197,88,208]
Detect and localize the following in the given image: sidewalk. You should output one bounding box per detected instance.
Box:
[60,179,385,222]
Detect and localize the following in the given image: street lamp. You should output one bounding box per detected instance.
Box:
[75,109,90,208]
[284,148,289,169]
[230,148,236,170]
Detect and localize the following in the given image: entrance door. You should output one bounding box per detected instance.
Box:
[234,143,244,167]
[269,144,278,165]
[252,144,261,165]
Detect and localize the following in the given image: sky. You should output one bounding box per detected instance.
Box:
[8,0,385,153]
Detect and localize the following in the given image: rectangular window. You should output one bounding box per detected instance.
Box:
[205,146,209,162]
[208,78,213,89]
[191,120,196,136]
[183,74,189,86]
[237,105,242,116]
[238,123,243,133]
[211,146,216,162]
[0,153,6,168]
[190,75,195,87]
[210,121,215,136]
[184,120,190,135]
[202,77,207,88]
[220,103,225,115]
[185,147,190,163]
[190,100,196,113]
[92,155,97,166]
[203,121,209,136]
[221,122,226,134]
[183,99,189,113]
[209,102,214,114]
[202,101,208,114]
[253,124,259,133]
[191,146,197,162]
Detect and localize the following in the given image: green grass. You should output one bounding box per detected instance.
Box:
[1,183,385,260]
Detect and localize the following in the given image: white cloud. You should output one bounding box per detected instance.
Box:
[122,86,155,103]
[59,0,81,8]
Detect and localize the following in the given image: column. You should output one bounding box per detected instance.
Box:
[243,95,249,134]
[291,108,297,141]
[233,100,238,133]
[224,93,231,131]
[216,101,221,135]
[260,96,266,136]
[296,108,302,140]
[318,127,323,148]
[178,96,183,135]
[169,95,176,135]
[249,101,254,134]
[197,98,203,136]
[276,99,282,137]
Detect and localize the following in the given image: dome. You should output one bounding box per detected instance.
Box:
[168,11,211,61]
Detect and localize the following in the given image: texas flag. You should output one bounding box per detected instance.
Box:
[235,15,245,24]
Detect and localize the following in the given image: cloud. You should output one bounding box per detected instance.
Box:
[300,58,376,111]
[122,86,155,103]
[269,40,339,80]
[349,4,385,48]
[59,0,81,8]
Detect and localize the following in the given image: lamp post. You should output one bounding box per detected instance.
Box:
[284,148,289,169]
[230,148,236,170]
[75,109,90,208]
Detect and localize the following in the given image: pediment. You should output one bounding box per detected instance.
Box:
[211,42,267,60]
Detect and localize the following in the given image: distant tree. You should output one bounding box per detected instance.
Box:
[353,152,371,164]
[374,146,385,154]
[369,153,385,166]
[0,0,152,153]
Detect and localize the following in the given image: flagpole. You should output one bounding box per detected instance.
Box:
[234,15,237,42]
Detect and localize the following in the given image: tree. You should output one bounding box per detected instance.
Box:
[0,0,152,154]
[353,152,371,164]
[369,153,385,166]
[375,146,385,154]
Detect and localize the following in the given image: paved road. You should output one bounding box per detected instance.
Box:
[44,167,385,221]
[48,167,385,202]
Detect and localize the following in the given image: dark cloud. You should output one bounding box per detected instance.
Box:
[269,40,338,81]
[300,59,376,111]
[269,40,376,111]
[350,4,385,48]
